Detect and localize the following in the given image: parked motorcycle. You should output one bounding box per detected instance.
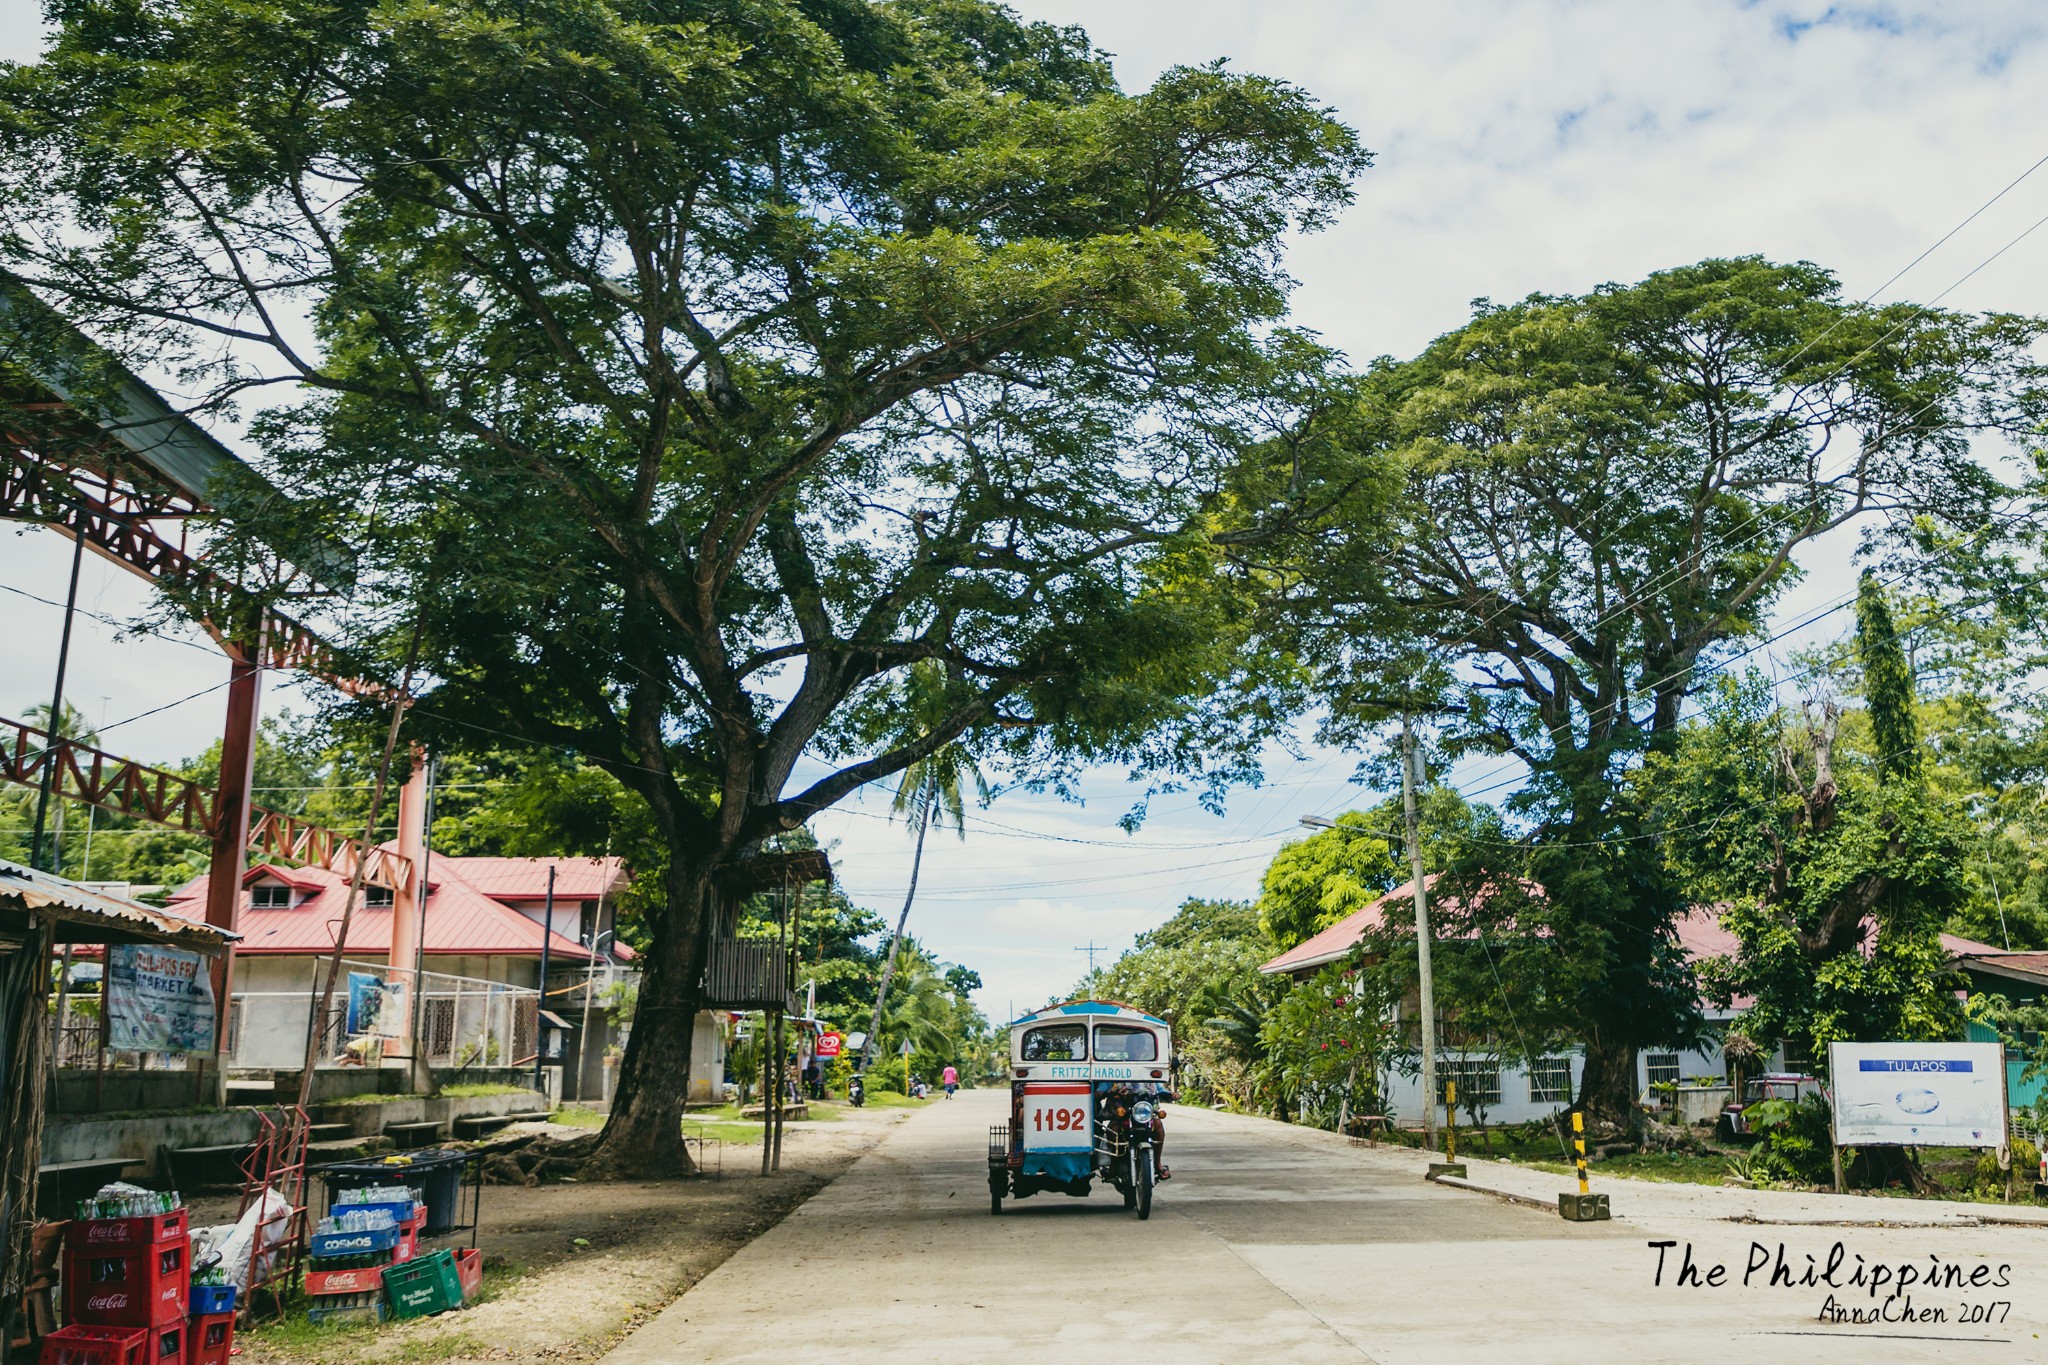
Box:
[848,1073,866,1108]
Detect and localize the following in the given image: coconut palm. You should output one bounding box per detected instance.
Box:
[859,663,988,1072]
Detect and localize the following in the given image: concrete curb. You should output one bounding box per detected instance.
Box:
[1428,1173,1559,1212]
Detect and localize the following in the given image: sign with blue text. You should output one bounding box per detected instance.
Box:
[1828,1041,2007,1148]
[106,944,216,1054]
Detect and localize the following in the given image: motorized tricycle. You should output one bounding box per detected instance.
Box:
[987,1000,1172,1220]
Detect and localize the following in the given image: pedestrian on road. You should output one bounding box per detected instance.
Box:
[941,1063,959,1098]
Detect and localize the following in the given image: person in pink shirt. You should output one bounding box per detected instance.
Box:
[941,1064,959,1098]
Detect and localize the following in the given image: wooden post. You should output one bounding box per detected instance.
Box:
[759,1013,773,1176]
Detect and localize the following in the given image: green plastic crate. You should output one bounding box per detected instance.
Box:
[381,1250,463,1319]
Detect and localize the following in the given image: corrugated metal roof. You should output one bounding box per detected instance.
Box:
[165,856,599,960]
[443,856,625,900]
[0,858,235,952]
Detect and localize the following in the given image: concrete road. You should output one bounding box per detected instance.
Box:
[600,1092,2048,1364]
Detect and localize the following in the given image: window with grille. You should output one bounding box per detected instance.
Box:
[1439,1057,1500,1105]
[1781,1039,1813,1073]
[1529,1056,1573,1103]
[250,882,293,909]
[1645,1053,1681,1089]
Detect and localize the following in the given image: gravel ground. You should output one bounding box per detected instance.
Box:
[215,1100,917,1365]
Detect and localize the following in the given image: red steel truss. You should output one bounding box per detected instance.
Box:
[0,444,346,677]
[0,715,409,890]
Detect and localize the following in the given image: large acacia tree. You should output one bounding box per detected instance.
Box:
[0,0,1371,1170]
[1264,258,2046,1121]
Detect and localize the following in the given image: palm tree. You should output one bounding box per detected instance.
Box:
[859,663,988,1072]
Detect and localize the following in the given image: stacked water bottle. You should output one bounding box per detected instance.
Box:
[302,1186,426,1326]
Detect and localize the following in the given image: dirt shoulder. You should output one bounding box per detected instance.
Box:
[235,1099,917,1365]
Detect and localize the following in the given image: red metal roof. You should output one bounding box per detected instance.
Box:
[443,855,625,900]
[1259,875,1533,976]
[166,855,606,960]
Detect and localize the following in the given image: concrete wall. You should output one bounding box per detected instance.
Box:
[312,1087,549,1137]
[47,1071,216,1116]
[44,1110,263,1167]
[1381,1052,1583,1128]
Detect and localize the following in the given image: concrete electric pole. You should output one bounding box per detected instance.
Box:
[1401,714,1440,1151]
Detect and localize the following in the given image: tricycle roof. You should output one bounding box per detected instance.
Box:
[1008,999,1167,1030]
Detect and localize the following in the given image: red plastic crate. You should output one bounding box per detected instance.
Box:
[38,1325,147,1365]
[303,1264,384,1297]
[148,1324,182,1365]
[62,1241,189,1328]
[453,1249,481,1303]
[64,1212,188,1256]
[183,1313,232,1365]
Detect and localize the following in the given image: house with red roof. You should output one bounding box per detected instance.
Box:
[165,854,632,1091]
[1260,875,2007,1128]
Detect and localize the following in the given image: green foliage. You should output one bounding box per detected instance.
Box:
[1644,654,1967,1064]
[1284,257,2048,1113]
[1255,813,1398,948]
[1744,1094,1837,1186]
[1856,573,1921,781]
[1259,960,1394,1127]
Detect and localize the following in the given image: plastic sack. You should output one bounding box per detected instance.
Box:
[206,1188,292,1289]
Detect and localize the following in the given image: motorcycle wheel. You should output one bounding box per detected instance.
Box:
[1136,1146,1154,1221]
[989,1174,1004,1216]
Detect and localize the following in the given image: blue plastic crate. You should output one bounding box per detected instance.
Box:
[188,1284,236,1316]
[309,1225,401,1259]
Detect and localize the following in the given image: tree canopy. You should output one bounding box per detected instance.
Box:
[0,0,1372,1170]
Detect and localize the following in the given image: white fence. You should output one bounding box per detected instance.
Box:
[49,962,540,1072]
[227,960,540,1070]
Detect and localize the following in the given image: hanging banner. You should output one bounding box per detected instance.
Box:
[345,972,408,1038]
[106,944,216,1054]
[1829,1041,2007,1148]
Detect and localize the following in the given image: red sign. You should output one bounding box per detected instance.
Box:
[816,1031,843,1059]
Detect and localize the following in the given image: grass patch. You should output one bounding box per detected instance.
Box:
[547,1108,605,1129]
[1517,1150,1737,1186]
[859,1089,930,1109]
[439,1083,530,1098]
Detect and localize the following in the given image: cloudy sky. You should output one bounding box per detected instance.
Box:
[6,2,2048,1023]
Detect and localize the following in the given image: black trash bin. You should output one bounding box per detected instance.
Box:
[315,1149,473,1235]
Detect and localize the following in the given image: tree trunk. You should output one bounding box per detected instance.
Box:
[586,861,711,1177]
[1577,1030,1637,1136]
[861,773,932,1072]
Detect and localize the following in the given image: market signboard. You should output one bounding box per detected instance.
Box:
[106,943,216,1054]
[1829,1041,2007,1148]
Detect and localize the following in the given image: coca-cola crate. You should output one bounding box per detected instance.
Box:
[147,1325,182,1365]
[37,1325,147,1365]
[62,1241,189,1328]
[183,1313,233,1365]
[303,1264,384,1297]
[453,1249,481,1304]
[63,1211,187,1256]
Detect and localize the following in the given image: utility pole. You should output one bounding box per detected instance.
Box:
[535,865,554,1095]
[1401,714,1440,1152]
[1073,941,1107,979]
